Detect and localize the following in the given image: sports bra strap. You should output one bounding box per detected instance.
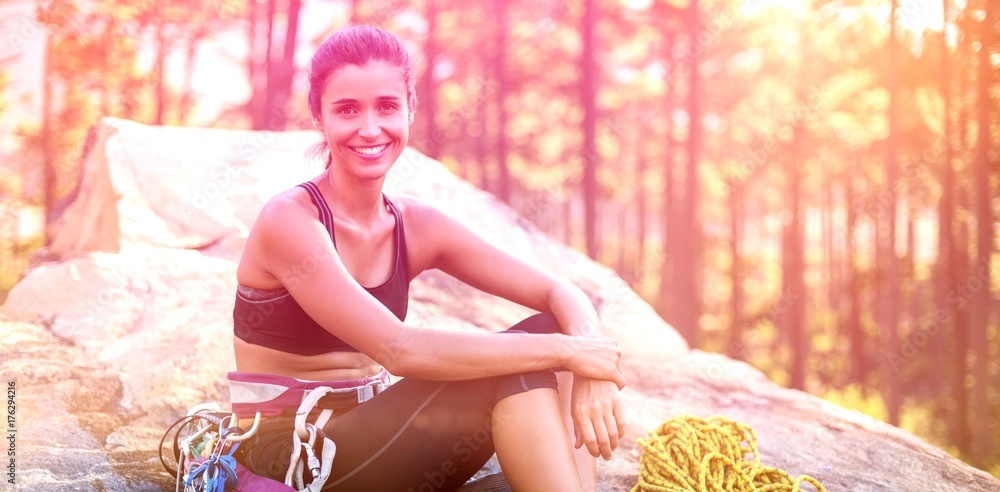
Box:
[297,182,404,250]
[297,182,336,245]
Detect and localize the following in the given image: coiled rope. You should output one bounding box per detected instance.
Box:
[632,415,827,492]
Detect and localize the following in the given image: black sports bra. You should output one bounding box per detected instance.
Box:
[233,182,410,355]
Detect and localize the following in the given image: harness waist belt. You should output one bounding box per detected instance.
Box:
[227,370,389,418]
[313,382,385,410]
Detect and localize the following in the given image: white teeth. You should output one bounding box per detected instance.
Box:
[352,144,388,156]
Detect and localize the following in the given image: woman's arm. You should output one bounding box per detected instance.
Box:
[404,198,601,338]
[251,195,624,386]
[402,198,626,458]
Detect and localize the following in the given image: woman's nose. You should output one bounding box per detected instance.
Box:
[358,111,381,139]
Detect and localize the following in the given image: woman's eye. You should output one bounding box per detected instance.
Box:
[379,103,398,112]
[336,106,357,115]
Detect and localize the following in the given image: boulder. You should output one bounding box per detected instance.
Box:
[1,117,996,491]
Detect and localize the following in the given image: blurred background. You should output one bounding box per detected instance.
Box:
[0,0,997,477]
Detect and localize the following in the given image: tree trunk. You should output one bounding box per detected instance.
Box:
[493,0,510,203]
[872,203,882,351]
[274,0,301,131]
[729,182,744,361]
[823,174,839,388]
[826,177,840,317]
[883,0,902,426]
[969,3,993,468]
[934,0,954,404]
[250,0,276,130]
[658,29,677,318]
[784,122,807,391]
[155,13,166,125]
[41,33,56,230]
[178,34,199,125]
[952,27,971,454]
[349,0,360,24]
[953,190,971,456]
[904,203,921,384]
[617,200,628,279]
[845,174,865,386]
[563,197,573,247]
[475,73,490,192]
[420,0,439,158]
[636,146,648,284]
[259,0,299,131]
[474,67,490,191]
[581,0,600,260]
[673,0,701,346]
[258,0,276,130]
[248,0,261,126]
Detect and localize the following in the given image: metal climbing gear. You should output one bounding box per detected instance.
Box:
[160,370,388,491]
[159,403,257,492]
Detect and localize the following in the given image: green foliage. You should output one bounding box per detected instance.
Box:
[822,384,888,422]
[0,71,9,118]
[12,0,248,207]
[1,0,997,477]
[0,232,44,305]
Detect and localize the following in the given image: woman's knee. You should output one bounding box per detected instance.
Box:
[493,369,558,406]
[504,312,561,335]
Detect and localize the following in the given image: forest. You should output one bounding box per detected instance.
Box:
[0,0,997,477]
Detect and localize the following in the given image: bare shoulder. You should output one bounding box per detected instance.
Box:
[385,193,441,224]
[384,194,457,273]
[239,186,326,286]
[256,187,314,227]
[386,193,471,236]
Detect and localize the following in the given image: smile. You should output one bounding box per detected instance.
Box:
[350,143,390,156]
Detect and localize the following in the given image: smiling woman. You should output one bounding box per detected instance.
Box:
[226,25,627,492]
[318,62,410,180]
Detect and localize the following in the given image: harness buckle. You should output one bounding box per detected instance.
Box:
[359,379,388,402]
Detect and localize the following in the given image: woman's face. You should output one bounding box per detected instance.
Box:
[317,61,412,181]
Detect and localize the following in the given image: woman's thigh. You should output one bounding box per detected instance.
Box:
[324,369,554,491]
[323,313,563,490]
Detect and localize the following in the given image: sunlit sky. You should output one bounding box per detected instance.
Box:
[168,0,956,112]
[622,0,948,33]
[885,0,947,32]
[740,0,946,33]
[0,0,965,145]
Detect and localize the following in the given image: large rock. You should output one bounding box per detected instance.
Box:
[1,117,996,491]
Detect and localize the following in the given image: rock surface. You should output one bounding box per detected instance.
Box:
[1,117,997,491]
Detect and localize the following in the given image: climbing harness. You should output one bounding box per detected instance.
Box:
[160,370,388,491]
[632,415,827,492]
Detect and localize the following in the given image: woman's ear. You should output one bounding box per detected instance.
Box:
[408,111,415,126]
[312,117,322,130]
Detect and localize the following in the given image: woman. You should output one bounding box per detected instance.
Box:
[232,25,625,491]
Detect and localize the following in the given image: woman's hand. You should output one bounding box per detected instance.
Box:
[571,376,626,460]
[564,335,626,390]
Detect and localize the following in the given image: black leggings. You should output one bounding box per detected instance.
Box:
[239,313,562,491]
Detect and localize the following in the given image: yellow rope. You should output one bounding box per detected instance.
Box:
[631,415,827,492]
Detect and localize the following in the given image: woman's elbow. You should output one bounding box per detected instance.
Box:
[371,342,429,379]
[365,327,460,380]
[369,342,406,375]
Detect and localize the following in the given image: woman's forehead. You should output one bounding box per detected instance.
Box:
[322,61,408,100]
